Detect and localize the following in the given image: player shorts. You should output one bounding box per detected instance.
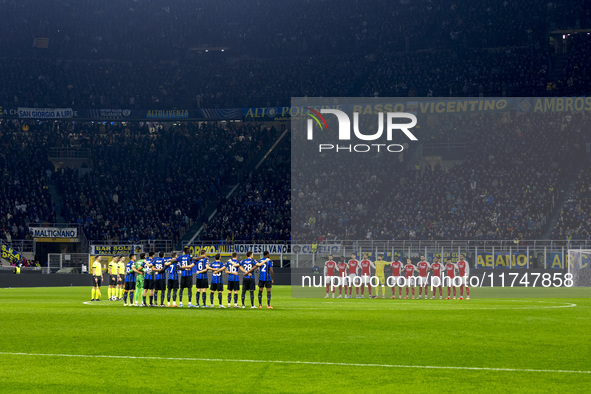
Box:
[180,276,193,289]
[324,276,336,286]
[154,278,166,291]
[348,274,356,284]
[242,277,255,291]
[92,275,102,287]
[144,279,152,290]
[210,282,223,292]
[405,277,416,287]
[135,279,144,290]
[417,276,428,287]
[227,280,240,291]
[196,278,209,289]
[117,274,124,283]
[124,281,135,291]
[258,280,272,289]
[431,275,442,287]
[167,278,179,290]
[361,275,371,285]
[458,276,468,286]
[376,275,385,285]
[109,275,117,286]
[390,275,403,287]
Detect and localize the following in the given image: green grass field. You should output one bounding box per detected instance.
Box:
[1,286,590,393]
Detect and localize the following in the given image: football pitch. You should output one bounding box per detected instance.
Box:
[0,286,590,392]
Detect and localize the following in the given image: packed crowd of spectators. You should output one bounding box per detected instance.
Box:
[559,32,591,94]
[2,1,591,245]
[552,162,591,241]
[0,120,279,244]
[2,45,588,110]
[292,112,589,242]
[1,1,590,108]
[54,121,278,243]
[0,121,56,242]
[5,0,574,58]
[1,112,589,244]
[199,134,290,242]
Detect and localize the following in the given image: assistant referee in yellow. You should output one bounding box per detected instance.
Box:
[91,255,104,301]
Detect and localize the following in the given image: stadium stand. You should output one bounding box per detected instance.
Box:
[292,112,590,242]
[199,134,290,242]
[0,120,279,244]
[1,0,591,246]
[0,121,57,240]
[552,162,591,240]
[1,1,590,108]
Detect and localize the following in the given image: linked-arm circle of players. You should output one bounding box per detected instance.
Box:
[92,248,275,309]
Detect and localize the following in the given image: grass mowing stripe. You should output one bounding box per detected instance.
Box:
[1,352,590,374]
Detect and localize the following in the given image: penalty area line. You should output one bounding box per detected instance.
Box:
[0,352,589,374]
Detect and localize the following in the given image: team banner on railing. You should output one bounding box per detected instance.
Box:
[185,244,235,257]
[88,109,133,120]
[548,252,564,269]
[547,252,591,269]
[146,109,189,119]
[18,107,74,119]
[291,244,341,254]
[1,244,21,263]
[476,253,530,268]
[233,244,289,254]
[429,252,460,261]
[29,227,78,243]
[90,244,143,255]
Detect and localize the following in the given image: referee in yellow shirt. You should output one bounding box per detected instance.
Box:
[91,255,104,301]
[108,256,119,301]
[373,254,389,299]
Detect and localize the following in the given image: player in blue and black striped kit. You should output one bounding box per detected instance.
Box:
[141,251,155,306]
[251,251,274,309]
[194,249,209,308]
[224,252,241,308]
[152,252,167,306]
[208,253,225,308]
[239,251,257,309]
[123,253,138,306]
[164,252,179,307]
[178,247,195,307]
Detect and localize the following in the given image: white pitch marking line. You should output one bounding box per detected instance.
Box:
[0,352,589,374]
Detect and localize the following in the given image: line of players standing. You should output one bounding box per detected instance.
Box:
[324,253,471,300]
[101,248,275,309]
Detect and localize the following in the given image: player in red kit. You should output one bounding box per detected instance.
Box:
[403,258,416,299]
[430,256,444,299]
[457,254,470,300]
[416,255,431,299]
[324,255,337,298]
[359,253,375,298]
[390,256,403,298]
[347,253,360,298]
[336,257,348,298]
[444,258,457,299]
